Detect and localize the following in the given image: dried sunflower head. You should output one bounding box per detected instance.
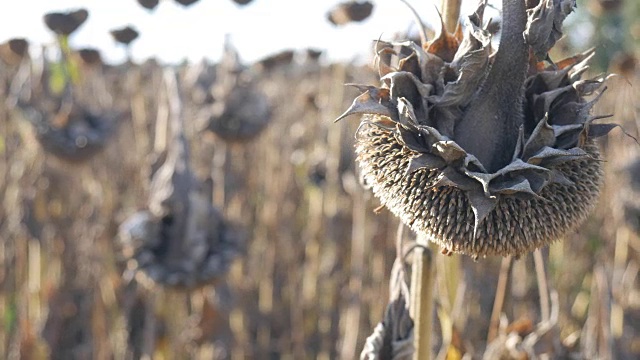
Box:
[137,0,159,10]
[110,26,139,46]
[120,69,242,288]
[174,0,200,7]
[75,48,103,68]
[327,1,374,26]
[198,41,272,142]
[43,9,89,36]
[338,0,621,258]
[254,49,295,72]
[232,0,254,5]
[119,196,243,289]
[13,51,121,162]
[18,99,118,162]
[0,38,29,66]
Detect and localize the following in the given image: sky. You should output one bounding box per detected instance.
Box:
[0,0,483,65]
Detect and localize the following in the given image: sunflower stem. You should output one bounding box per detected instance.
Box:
[534,249,550,322]
[436,3,463,357]
[488,256,512,342]
[410,234,435,360]
[440,0,462,33]
[455,0,529,172]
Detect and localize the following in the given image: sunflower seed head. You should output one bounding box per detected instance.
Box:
[43,9,89,36]
[341,0,618,257]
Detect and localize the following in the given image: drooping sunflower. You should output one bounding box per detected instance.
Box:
[338,0,621,258]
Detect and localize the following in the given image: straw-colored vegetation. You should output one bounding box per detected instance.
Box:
[1,0,639,359]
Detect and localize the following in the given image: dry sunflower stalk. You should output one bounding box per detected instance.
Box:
[119,69,242,288]
[338,0,623,258]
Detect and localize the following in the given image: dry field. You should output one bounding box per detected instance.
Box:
[1,4,640,360]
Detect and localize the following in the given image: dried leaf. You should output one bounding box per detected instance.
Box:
[335,86,395,122]
[525,0,576,59]
[396,123,430,153]
[587,123,619,138]
[385,71,423,109]
[467,190,498,239]
[465,159,549,197]
[523,115,556,159]
[573,78,606,96]
[435,13,491,109]
[553,47,596,70]
[433,140,467,163]
[526,146,587,166]
[398,51,421,76]
[424,9,461,62]
[434,166,480,192]
[464,153,488,173]
[397,97,419,128]
[578,115,611,146]
[374,41,398,78]
[406,153,446,175]
[490,176,544,199]
[549,169,574,186]
[412,42,445,85]
[512,169,550,193]
[531,85,573,120]
[512,126,526,162]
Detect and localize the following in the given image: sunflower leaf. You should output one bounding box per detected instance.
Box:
[523,114,556,159]
[406,153,446,176]
[433,140,467,163]
[549,169,574,186]
[525,0,576,60]
[490,176,545,199]
[526,146,587,166]
[397,123,430,153]
[335,86,395,122]
[467,189,498,240]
